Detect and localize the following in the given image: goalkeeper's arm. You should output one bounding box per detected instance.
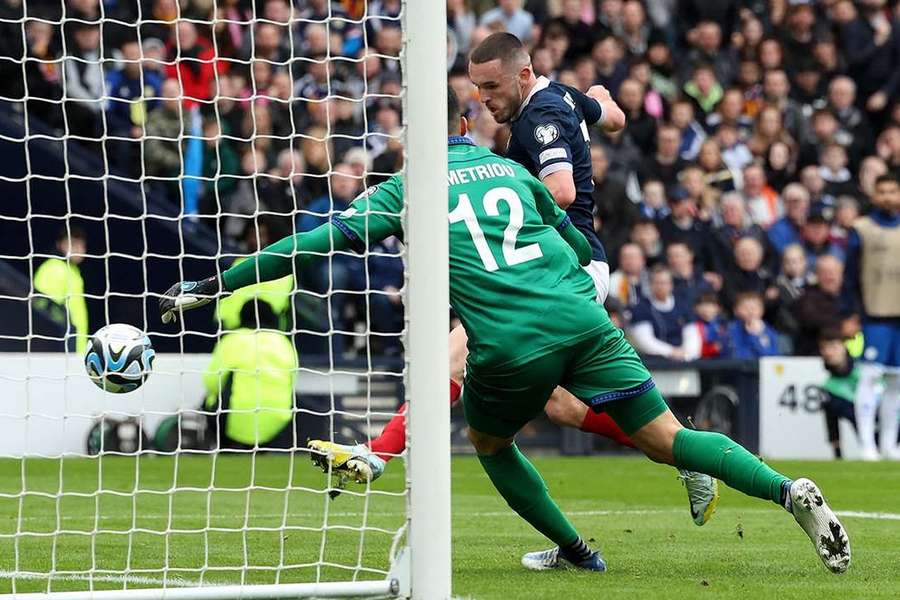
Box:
[528,173,592,266]
[160,223,351,324]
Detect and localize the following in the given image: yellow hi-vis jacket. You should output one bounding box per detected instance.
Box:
[203,328,297,446]
[33,257,89,354]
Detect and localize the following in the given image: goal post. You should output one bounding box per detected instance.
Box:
[0,0,450,596]
[403,0,452,596]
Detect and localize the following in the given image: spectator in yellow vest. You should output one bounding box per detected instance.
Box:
[33,227,89,354]
[204,300,297,449]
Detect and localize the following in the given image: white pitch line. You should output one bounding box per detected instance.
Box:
[835,510,900,521]
[5,508,900,524]
[0,570,206,588]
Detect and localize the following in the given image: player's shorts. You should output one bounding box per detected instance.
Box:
[462,319,665,438]
[861,319,900,369]
[583,260,610,304]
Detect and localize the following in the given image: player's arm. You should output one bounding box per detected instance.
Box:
[583,85,626,133]
[528,174,591,266]
[160,178,404,323]
[521,106,578,208]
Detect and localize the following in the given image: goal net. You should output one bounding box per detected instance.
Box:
[0,0,448,597]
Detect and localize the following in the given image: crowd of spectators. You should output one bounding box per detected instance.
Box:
[2,0,900,360]
[453,0,900,363]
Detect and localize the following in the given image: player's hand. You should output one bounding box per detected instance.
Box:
[586,85,613,105]
[159,276,221,324]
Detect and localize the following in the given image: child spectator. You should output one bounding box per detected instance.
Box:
[819,143,855,198]
[638,179,669,221]
[726,292,780,358]
[684,293,728,360]
[818,329,861,459]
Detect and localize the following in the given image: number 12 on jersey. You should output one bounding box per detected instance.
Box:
[449,187,543,272]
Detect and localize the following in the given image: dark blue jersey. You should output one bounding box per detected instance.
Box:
[506,77,607,262]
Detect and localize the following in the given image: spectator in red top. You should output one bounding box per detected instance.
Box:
[166,22,226,107]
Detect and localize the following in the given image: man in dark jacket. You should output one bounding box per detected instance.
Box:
[790,255,844,356]
[839,0,900,114]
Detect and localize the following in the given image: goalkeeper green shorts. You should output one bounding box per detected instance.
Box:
[462,321,666,438]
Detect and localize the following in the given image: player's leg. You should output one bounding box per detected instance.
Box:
[544,387,717,525]
[308,325,468,483]
[544,387,634,447]
[880,369,900,460]
[855,322,887,460]
[603,391,850,572]
[564,327,850,573]
[463,355,605,572]
[878,323,900,459]
[854,362,882,460]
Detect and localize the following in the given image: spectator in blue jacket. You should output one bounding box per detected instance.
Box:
[727,292,780,359]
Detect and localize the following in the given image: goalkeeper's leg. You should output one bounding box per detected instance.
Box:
[545,388,718,526]
[463,355,605,572]
[603,387,850,573]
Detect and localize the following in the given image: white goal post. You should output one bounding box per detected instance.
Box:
[0,0,449,597]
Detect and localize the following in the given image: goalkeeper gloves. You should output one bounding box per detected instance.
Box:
[159,276,221,324]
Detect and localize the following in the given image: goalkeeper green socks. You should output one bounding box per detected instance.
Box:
[673,429,789,505]
[477,444,580,548]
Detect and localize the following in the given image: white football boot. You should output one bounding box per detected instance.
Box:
[678,470,719,526]
[789,478,851,574]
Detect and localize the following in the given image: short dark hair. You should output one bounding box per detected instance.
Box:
[695,292,720,307]
[875,172,900,187]
[448,86,461,132]
[818,327,845,344]
[734,291,763,307]
[57,226,86,244]
[470,32,528,67]
[649,264,671,279]
[239,299,279,330]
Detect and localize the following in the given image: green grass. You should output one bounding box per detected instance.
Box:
[0,454,898,598]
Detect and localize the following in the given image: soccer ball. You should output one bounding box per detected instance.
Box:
[84,324,155,394]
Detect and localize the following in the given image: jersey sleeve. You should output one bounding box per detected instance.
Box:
[567,86,603,125]
[332,174,405,252]
[517,104,574,180]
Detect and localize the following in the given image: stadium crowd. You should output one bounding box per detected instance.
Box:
[2,0,900,361]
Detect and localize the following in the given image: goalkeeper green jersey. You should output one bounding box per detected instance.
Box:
[332,137,606,369]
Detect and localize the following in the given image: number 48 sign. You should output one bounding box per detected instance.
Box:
[759,357,861,459]
[778,383,828,414]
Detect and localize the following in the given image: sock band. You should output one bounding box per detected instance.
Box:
[560,537,593,564]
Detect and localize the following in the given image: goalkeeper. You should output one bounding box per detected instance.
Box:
[160,90,850,575]
[312,30,716,529]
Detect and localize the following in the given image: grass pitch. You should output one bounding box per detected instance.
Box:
[0,454,898,599]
